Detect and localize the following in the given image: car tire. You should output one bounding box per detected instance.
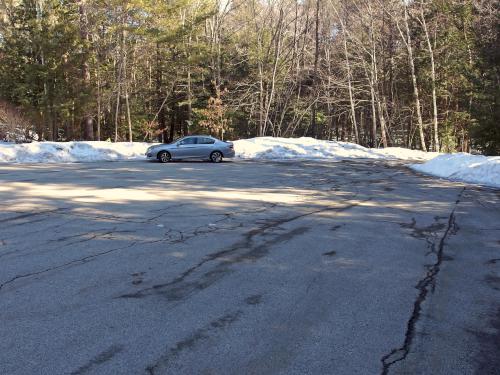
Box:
[210,151,223,163]
[157,151,171,163]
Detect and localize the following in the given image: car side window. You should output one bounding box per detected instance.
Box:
[180,137,197,145]
[198,137,215,144]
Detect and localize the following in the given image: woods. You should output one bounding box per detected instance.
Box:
[0,0,498,153]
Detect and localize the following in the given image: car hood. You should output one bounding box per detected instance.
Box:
[147,143,174,151]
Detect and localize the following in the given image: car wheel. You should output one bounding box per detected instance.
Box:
[158,151,171,163]
[210,151,223,163]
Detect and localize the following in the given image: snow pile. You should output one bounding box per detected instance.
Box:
[0,137,439,163]
[410,153,500,188]
[0,141,148,163]
[1,138,498,189]
[234,137,500,187]
[233,137,437,161]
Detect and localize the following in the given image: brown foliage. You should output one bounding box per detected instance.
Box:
[197,87,231,138]
[0,100,34,142]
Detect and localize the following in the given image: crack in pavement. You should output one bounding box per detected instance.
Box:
[119,198,364,301]
[3,201,278,229]
[145,310,243,375]
[49,229,116,244]
[168,214,239,244]
[1,217,80,242]
[0,208,67,224]
[0,205,277,294]
[380,187,466,374]
[0,203,279,282]
[134,203,281,247]
[124,226,310,302]
[399,217,449,259]
[0,242,138,293]
[70,345,124,375]
[48,229,137,246]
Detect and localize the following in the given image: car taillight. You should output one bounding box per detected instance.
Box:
[228,144,234,149]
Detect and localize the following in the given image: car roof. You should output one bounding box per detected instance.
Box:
[183,135,217,139]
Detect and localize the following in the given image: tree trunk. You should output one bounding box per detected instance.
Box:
[262,7,284,137]
[125,85,132,142]
[258,64,265,136]
[169,108,176,142]
[344,34,359,144]
[368,3,387,148]
[156,43,167,142]
[122,25,132,142]
[370,84,377,147]
[333,4,359,144]
[185,69,192,136]
[376,96,388,148]
[96,66,101,141]
[402,4,427,151]
[310,0,320,138]
[114,57,122,142]
[79,0,94,141]
[420,5,439,151]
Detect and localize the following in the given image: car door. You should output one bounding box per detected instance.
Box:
[175,137,198,159]
[195,137,216,159]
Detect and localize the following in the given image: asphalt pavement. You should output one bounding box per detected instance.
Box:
[0,159,499,375]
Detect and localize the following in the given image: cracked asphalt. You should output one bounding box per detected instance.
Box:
[0,159,499,375]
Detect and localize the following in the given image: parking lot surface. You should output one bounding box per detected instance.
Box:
[1,159,499,375]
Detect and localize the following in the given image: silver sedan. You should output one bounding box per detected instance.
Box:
[146,135,235,163]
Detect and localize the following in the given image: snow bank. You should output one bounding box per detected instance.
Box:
[0,137,437,163]
[1,138,498,189]
[234,138,500,187]
[410,153,500,188]
[233,137,437,161]
[0,141,148,163]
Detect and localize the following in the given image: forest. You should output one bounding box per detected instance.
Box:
[0,0,498,154]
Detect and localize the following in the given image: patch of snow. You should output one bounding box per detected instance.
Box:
[410,153,500,188]
[233,137,437,161]
[2,138,498,189]
[0,141,148,163]
[1,137,439,163]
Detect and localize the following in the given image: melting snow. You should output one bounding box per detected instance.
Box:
[410,153,500,188]
[0,137,498,188]
[0,141,148,163]
[233,137,436,161]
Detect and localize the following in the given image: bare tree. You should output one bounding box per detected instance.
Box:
[79,0,94,140]
[331,1,359,143]
[397,1,427,151]
[418,1,439,151]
